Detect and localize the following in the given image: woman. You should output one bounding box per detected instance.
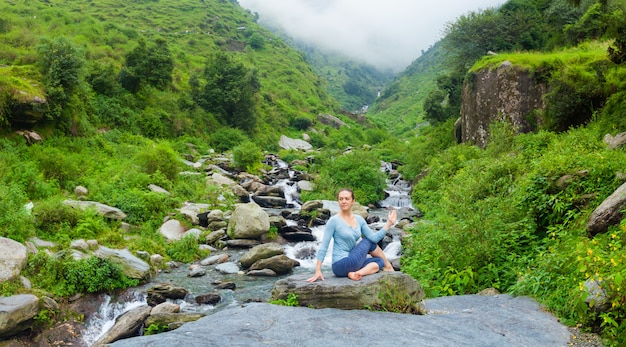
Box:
[306,188,397,282]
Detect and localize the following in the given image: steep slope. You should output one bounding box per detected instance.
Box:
[0,0,339,144]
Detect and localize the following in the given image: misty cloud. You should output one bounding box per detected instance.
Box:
[238,0,503,72]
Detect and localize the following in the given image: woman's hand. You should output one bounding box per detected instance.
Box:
[306,270,324,282]
[385,209,397,229]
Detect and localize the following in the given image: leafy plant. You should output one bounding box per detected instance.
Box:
[370,279,424,315]
[232,141,263,173]
[270,293,299,307]
[144,323,169,335]
[24,253,139,297]
[165,234,208,264]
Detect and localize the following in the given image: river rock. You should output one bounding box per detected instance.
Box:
[227,202,270,239]
[208,172,237,187]
[251,195,287,208]
[159,219,186,241]
[0,294,40,338]
[146,283,188,306]
[586,181,626,236]
[178,202,210,225]
[215,262,240,274]
[271,272,423,310]
[200,253,229,266]
[0,237,28,283]
[94,247,151,280]
[195,293,221,305]
[92,305,152,347]
[249,255,299,275]
[239,243,284,269]
[144,312,204,330]
[151,302,180,315]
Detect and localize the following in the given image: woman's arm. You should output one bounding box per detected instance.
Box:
[360,209,397,242]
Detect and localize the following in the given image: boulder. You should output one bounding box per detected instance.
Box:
[64,200,127,220]
[208,172,237,187]
[147,283,188,306]
[586,181,626,236]
[227,202,270,239]
[178,202,210,225]
[604,132,626,149]
[459,61,549,148]
[0,237,28,283]
[278,135,312,151]
[271,272,423,310]
[0,294,40,338]
[151,302,180,315]
[94,247,151,280]
[159,219,186,241]
[317,114,346,129]
[249,255,299,275]
[92,305,152,347]
[144,312,204,330]
[239,243,284,269]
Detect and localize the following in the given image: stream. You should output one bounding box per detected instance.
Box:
[82,160,415,346]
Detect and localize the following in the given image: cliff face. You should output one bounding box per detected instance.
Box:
[459,61,548,148]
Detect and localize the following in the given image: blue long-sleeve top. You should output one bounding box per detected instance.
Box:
[316,214,388,264]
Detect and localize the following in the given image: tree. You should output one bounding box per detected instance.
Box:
[37,37,85,120]
[191,52,260,132]
[120,38,173,93]
[248,32,266,50]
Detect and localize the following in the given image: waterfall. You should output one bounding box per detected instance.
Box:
[82,292,146,346]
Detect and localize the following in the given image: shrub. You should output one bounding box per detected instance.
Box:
[165,234,208,263]
[0,183,35,242]
[135,141,181,182]
[232,141,263,173]
[25,252,139,296]
[209,127,246,152]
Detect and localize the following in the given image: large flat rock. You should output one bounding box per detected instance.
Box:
[109,294,571,347]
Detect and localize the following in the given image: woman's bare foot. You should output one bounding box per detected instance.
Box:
[348,271,362,281]
[383,265,395,272]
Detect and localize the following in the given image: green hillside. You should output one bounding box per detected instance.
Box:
[0,0,344,147]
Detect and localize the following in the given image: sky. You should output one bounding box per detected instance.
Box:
[237,0,504,72]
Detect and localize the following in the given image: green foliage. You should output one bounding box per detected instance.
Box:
[267,225,279,240]
[192,52,260,132]
[247,32,266,50]
[311,150,386,205]
[0,183,35,242]
[144,323,169,335]
[0,276,25,296]
[165,234,208,264]
[402,117,626,343]
[270,293,299,307]
[135,141,181,182]
[289,116,312,131]
[120,38,173,93]
[24,253,139,296]
[33,197,84,242]
[209,127,247,152]
[369,279,424,314]
[232,141,263,173]
[36,36,85,112]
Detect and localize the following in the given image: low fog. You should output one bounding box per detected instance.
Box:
[238,0,503,72]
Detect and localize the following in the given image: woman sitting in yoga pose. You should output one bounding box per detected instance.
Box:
[306,188,396,282]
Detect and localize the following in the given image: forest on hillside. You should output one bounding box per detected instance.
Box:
[1,0,626,344]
